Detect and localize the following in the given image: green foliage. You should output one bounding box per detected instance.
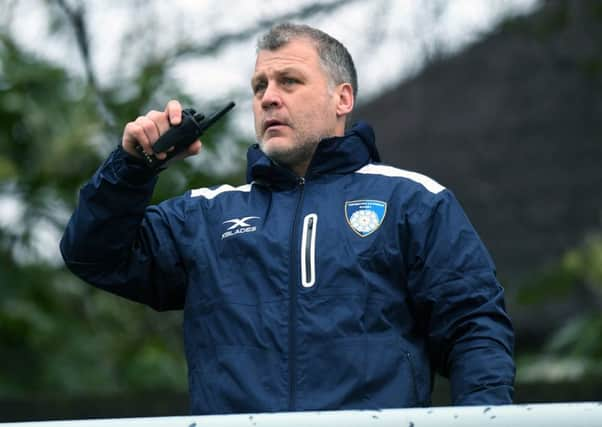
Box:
[0,24,247,398]
[0,253,188,397]
[0,35,100,194]
[518,233,602,305]
[516,233,602,383]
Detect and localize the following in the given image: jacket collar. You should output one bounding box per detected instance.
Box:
[246,121,380,188]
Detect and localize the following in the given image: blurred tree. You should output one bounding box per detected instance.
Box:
[0,1,249,400]
[516,233,602,384]
[0,30,195,398]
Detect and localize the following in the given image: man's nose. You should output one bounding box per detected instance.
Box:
[261,83,282,109]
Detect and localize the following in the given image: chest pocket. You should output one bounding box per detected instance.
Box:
[302,196,404,302]
[214,215,289,304]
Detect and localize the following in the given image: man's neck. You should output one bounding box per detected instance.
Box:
[291,160,311,178]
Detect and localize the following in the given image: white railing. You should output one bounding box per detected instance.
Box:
[2,402,601,427]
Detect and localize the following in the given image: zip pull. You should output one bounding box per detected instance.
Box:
[301,213,318,288]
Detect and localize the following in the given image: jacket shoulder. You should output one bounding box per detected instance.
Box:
[189,183,254,200]
[354,163,446,195]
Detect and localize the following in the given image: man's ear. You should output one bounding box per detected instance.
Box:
[335,83,354,117]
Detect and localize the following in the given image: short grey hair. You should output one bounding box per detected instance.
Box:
[257,23,358,100]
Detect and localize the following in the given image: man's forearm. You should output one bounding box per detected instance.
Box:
[60,146,158,266]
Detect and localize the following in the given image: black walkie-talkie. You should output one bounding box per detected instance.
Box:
[136,101,235,170]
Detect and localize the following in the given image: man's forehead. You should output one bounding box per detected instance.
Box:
[254,39,320,73]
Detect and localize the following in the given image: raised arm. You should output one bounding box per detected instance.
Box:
[60,100,201,310]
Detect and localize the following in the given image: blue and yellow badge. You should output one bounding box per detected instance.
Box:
[345,200,387,237]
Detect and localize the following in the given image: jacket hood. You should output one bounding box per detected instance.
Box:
[246,121,380,187]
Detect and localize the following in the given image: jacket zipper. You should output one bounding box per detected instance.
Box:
[301,213,318,288]
[405,351,420,405]
[288,176,305,410]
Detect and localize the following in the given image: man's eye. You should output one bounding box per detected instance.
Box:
[253,82,267,94]
[282,77,298,86]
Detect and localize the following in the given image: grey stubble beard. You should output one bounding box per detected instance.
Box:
[258,127,333,172]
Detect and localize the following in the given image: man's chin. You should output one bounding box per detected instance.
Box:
[260,145,301,168]
[259,137,293,157]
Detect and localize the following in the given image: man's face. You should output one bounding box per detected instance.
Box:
[252,38,340,172]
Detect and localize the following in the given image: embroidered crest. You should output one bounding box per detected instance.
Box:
[345,200,387,237]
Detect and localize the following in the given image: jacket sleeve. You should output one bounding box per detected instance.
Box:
[405,189,515,405]
[60,146,187,311]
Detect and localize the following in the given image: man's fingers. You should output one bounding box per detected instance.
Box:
[188,140,203,156]
[135,116,160,148]
[121,100,187,160]
[146,110,170,136]
[123,120,150,154]
[166,99,182,126]
[170,139,202,161]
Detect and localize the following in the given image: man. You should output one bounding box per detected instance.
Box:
[61,23,515,414]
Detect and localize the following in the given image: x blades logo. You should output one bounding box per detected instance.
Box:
[222,216,260,239]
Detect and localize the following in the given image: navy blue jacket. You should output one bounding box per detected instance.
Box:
[60,122,515,414]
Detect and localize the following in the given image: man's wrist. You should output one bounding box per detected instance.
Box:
[109,144,164,185]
